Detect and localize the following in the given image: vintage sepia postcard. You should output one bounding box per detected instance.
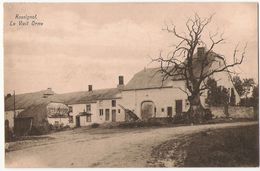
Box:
[3,1,259,168]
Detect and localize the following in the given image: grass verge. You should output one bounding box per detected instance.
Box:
[147,124,259,167]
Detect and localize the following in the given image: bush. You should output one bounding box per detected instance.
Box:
[173,109,213,124]
[49,124,54,130]
[30,126,49,135]
[173,112,190,124]
[204,108,214,121]
[91,123,100,128]
[117,120,163,128]
[63,125,70,129]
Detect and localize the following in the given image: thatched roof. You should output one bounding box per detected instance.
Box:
[123,67,183,91]
[5,90,64,111]
[47,102,69,118]
[18,103,48,119]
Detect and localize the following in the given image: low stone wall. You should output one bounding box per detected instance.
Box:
[210,106,255,119]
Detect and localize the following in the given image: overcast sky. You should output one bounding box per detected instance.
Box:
[4,3,258,95]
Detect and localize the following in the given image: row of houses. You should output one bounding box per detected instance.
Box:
[4,47,241,134]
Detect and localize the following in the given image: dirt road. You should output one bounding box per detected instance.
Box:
[5,121,258,168]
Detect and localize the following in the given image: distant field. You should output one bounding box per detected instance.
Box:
[149,124,259,167]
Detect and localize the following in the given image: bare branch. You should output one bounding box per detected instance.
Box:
[203,43,247,79]
[154,13,246,108]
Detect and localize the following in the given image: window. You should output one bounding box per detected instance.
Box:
[69,106,73,113]
[105,109,110,121]
[112,100,116,107]
[69,116,73,123]
[86,115,91,122]
[185,99,189,107]
[118,109,120,113]
[86,104,91,112]
[161,108,164,112]
[99,109,104,116]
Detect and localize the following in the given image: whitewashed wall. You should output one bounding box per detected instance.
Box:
[114,99,125,122]
[95,98,125,123]
[79,116,92,126]
[120,80,189,118]
[47,117,70,126]
[68,98,124,127]
[68,103,96,127]
[5,109,24,128]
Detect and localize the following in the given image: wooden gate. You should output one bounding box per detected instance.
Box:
[14,117,33,136]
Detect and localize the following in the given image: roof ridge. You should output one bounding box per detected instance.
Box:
[58,87,118,95]
[7,90,47,97]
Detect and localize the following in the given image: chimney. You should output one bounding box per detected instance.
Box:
[88,85,93,92]
[117,76,124,90]
[197,47,205,58]
[43,87,54,98]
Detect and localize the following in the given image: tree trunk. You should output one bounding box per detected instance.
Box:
[188,93,211,123]
[224,104,229,117]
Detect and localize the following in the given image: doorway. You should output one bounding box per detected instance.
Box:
[175,100,183,114]
[141,101,155,120]
[5,120,10,142]
[76,116,80,127]
[167,107,173,117]
[112,109,116,122]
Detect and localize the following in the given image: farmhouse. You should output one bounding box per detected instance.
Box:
[4,47,241,134]
[120,67,189,120]
[59,78,125,127]
[5,88,56,129]
[4,88,69,134]
[119,47,240,119]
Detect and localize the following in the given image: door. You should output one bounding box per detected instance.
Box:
[175,100,183,114]
[141,101,155,120]
[112,110,116,122]
[76,116,80,127]
[167,107,173,117]
[5,120,10,142]
[105,109,110,121]
[14,117,33,136]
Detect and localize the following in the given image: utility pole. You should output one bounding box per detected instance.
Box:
[13,90,16,124]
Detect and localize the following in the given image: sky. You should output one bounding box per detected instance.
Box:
[4,3,258,95]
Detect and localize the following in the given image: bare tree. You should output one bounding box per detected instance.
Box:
[154,13,246,122]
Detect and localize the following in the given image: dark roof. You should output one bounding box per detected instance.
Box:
[5,90,64,111]
[5,87,121,111]
[124,51,223,91]
[18,103,48,119]
[57,88,121,105]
